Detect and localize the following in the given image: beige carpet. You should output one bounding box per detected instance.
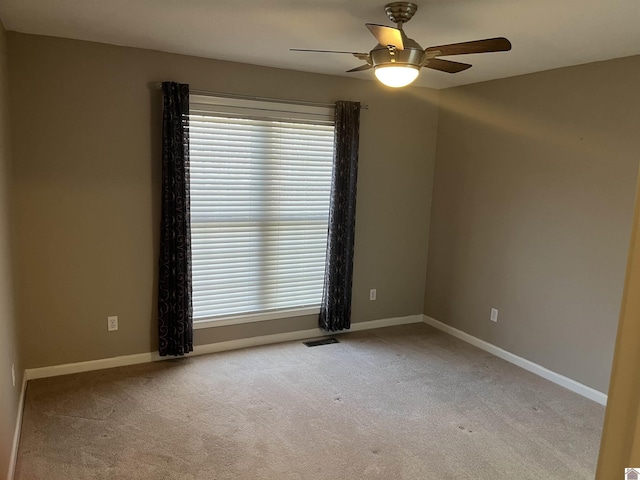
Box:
[15,324,604,479]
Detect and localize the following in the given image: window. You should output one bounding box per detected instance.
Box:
[189,95,335,327]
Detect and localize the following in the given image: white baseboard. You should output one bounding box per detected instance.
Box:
[7,374,27,480]
[422,315,608,406]
[346,314,423,331]
[24,314,423,381]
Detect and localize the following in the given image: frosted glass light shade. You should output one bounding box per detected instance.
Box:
[374,65,420,88]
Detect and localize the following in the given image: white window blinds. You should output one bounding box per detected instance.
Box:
[189,94,335,323]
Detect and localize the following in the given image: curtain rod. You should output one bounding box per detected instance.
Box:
[152,83,368,110]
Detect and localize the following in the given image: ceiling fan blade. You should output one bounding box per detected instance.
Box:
[425,58,472,73]
[365,24,404,50]
[346,64,372,73]
[290,48,368,55]
[425,37,511,56]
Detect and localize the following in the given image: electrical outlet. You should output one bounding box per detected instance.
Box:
[370,289,377,301]
[490,308,498,323]
[11,364,15,387]
[107,315,118,331]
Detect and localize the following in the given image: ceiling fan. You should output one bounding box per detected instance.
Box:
[291,2,511,88]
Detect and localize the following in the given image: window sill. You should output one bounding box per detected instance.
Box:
[193,307,320,329]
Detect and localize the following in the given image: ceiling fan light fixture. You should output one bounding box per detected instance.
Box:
[374,64,419,88]
[291,3,511,88]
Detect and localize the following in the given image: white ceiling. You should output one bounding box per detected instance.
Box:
[1,0,639,89]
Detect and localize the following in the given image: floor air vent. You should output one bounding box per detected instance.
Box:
[303,337,340,347]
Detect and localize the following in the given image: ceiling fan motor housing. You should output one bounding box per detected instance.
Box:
[370,31,424,68]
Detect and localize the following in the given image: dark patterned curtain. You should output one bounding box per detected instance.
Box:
[319,101,361,331]
[158,82,193,356]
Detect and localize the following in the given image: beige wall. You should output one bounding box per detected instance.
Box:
[424,56,640,393]
[0,19,21,480]
[8,32,439,369]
